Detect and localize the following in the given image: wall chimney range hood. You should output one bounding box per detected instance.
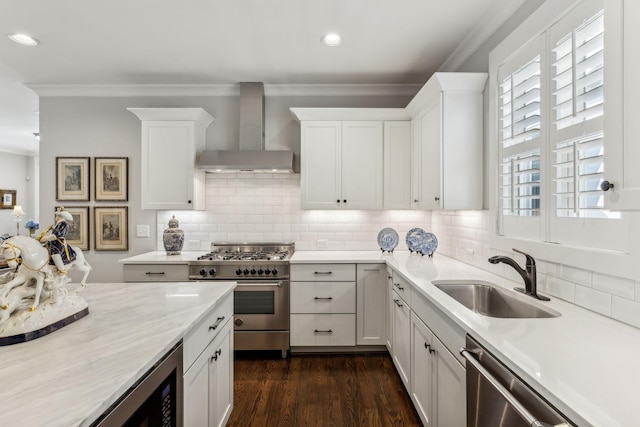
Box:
[196,82,294,173]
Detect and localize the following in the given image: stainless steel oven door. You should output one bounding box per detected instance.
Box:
[233,280,289,331]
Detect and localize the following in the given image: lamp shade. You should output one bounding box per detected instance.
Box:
[12,205,25,217]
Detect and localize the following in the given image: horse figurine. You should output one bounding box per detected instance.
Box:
[0,235,91,312]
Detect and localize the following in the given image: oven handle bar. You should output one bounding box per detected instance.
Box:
[235,282,283,287]
[460,348,565,427]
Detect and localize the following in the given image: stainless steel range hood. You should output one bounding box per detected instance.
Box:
[196,82,294,173]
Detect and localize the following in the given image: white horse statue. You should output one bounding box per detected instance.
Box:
[0,235,92,313]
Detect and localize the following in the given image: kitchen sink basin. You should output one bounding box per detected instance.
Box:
[433,281,560,318]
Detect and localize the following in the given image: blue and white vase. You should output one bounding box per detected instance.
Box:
[163,216,184,255]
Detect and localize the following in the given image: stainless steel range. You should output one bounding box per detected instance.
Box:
[188,242,293,358]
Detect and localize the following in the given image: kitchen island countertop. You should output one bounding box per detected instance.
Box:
[0,280,235,427]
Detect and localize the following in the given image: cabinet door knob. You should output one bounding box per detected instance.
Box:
[601,180,614,191]
[337,199,341,203]
[343,199,347,203]
[188,200,192,204]
[413,199,419,203]
[434,196,440,202]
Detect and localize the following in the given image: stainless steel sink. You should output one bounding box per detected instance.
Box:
[433,281,560,318]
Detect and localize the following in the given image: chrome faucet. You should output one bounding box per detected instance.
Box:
[488,248,550,301]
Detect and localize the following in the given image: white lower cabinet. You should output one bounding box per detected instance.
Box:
[387,268,466,427]
[391,289,411,390]
[183,293,234,427]
[356,264,387,345]
[411,312,465,427]
[385,267,394,352]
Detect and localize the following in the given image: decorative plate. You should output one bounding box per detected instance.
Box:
[377,227,399,252]
[421,232,438,256]
[405,228,428,253]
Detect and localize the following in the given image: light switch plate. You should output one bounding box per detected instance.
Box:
[136,225,150,238]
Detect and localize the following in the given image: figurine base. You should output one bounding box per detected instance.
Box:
[0,294,89,345]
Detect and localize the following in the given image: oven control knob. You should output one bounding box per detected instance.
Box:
[257,268,264,275]
[243,269,250,275]
[199,269,207,276]
[250,268,256,275]
[209,268,216,277]
[271,268,278,276]
[236,268,242,276]
[235,318,243,326]
[265,269,271,275]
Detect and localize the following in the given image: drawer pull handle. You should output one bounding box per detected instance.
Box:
[393,299,403,307]
[394,283,404,290]
[210,348,223,362]
[314,297,333,301]
[313,271,333,275]
[363,268,379,272]
[145,272,166,275]
[209,316,225,331]
[314,329,333,334]
[424,342,435,354]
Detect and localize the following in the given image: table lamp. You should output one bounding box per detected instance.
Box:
[12,205,25,236]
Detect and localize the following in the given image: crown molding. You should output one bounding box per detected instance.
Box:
[28,83,422,98]
[439,0,528,72]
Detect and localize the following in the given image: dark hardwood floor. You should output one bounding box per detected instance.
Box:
[227,351,422,427]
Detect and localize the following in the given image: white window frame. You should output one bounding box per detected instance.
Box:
[488,0,640,279]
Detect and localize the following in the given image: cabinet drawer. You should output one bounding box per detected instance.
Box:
[123,264,188,282]
[183,292,233,372]
[391,272,412,305]
[291,264,355,281]
[291,281,355,314]
[290,314,355,346]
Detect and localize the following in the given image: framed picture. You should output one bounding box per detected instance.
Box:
[95,157,128,201]
[94,206,128,251]
[55,206,89,250]
[56,157,90,201]
[0,189,16,209]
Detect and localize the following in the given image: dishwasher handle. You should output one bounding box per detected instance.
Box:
[460,348,569,427]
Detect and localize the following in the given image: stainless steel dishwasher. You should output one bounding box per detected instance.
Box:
[461,335,574,427]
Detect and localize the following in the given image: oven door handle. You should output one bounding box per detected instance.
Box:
[235,282,283,287]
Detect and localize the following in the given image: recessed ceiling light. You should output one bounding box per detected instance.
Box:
[321,33,342,47]
[8,33,39,46]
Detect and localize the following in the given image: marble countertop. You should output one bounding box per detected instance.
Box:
[118,249,640,426]
[291,251,640,427]
[0,280,235,427]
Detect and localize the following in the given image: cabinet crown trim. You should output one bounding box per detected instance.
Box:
[127,107,215,126]
[290,108,410,122]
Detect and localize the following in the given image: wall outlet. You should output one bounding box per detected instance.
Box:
[316,239,328,248]
[136,225,150,238]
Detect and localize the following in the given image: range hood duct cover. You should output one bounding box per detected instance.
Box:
[197,82,294,173]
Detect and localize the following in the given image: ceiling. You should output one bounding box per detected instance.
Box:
[0,0,524,155]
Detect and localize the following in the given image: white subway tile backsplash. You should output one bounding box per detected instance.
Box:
[612,297,640,329]
[575,285,612,317]
[592,273,635,300]
[560,266,593,286]
[156,175,639,328]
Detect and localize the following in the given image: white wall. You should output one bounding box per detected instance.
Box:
[38,92,412,282]
[0,152,37,236]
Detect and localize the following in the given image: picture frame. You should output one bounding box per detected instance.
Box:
[56,157,90,201]
[0,189,16,209]
[95,157,128,201]
[55,206,89,250]
[94,206,128,251]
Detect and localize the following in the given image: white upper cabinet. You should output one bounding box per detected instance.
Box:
[604,0,640,210]
[292,108,410,210]
[128,108,214,210]
[406,73,487,210]
[384,121,412,209]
